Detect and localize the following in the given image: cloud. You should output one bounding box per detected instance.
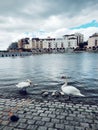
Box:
[0,0,98,50]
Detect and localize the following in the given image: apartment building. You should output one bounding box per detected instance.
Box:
[17,33,84,51]
[63,34,78,48]
[88,33,98,49]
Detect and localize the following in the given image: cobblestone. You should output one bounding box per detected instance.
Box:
[55,123,65,129]
[38,126,47,130]
[27,124,38,130]
[0,98,98,130]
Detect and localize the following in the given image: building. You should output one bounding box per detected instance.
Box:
[17,38,32,52]
[88,33,98,49]
[17,32,83,53]
[63,33,84,48]
[18,36,78,51]
[30,38,39,49]
[30,37,66,50]
[75,33,84,46]
[18,38,30,49]
[63,34,78,49]
[42,37,69,50]
[42,38,55,49]
[18,39,24,49]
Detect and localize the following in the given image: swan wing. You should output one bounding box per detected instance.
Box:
[16,82,30,88]
[67,86,85,96]
[61,85,81,95]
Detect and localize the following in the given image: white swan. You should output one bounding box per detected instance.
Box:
[61,76,85,98]
[16,79,32,91]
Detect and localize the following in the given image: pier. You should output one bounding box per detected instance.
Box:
[0,52,32,57]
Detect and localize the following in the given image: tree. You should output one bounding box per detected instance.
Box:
[7,42,18,50]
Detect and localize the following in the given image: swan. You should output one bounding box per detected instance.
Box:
[61,76,85,99]
[16,79,32,91]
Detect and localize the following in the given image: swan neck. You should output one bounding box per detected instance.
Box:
[64,78,67,86]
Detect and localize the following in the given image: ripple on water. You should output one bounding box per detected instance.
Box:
[0,53,98,99]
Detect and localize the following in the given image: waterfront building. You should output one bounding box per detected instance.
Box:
[18,38,30,49]
[16,32,84,53]
[63,34,78,49]
[23,38,30,50]
[88,33,98,49]
[30,38,43,49]
[63,33,84,47]
[30,38,38,49]
[42,38,56,49]
[42,37,67,50]
[75,33,84,46]
[18,36,78,51]
[55,38,65,48]
[18,39,23,49]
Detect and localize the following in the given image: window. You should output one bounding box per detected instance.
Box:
[61,42,64,48]
[55,43,57,48]
[36,43,39,48]
[68,42,70,47]
[95,40,97,46]
[48,43,51,48]
[40,42,43,48]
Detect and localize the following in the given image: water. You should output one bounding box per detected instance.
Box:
[0,52,98,101]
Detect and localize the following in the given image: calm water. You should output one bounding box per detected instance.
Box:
[0,52,98,99]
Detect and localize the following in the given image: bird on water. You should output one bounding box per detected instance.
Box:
[16,79,32,94]
[61,76,85,99]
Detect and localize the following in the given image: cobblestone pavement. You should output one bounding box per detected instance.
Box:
[0,98,98,130]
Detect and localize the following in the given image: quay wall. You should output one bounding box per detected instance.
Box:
[0,48,74,57]
[0,52,32,57]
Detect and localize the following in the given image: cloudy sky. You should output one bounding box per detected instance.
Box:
[0,0,98,50]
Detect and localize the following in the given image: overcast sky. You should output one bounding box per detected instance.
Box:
[0,0,98,50]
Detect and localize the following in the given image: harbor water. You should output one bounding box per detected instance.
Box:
[0,52,98,102]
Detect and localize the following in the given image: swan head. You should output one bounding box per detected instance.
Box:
[61,76,67,86]
[61,76,67,79]
[26,79,38,87]
[26,79,32,84]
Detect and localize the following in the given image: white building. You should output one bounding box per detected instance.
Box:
[42,38,55,49]
[55,38,66,48]
[88,33,98,48]
[63,34,78,49]
[42,38,66,49]
[19,33,83,51]
[42,36,78,50]
[23,36,78,50]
